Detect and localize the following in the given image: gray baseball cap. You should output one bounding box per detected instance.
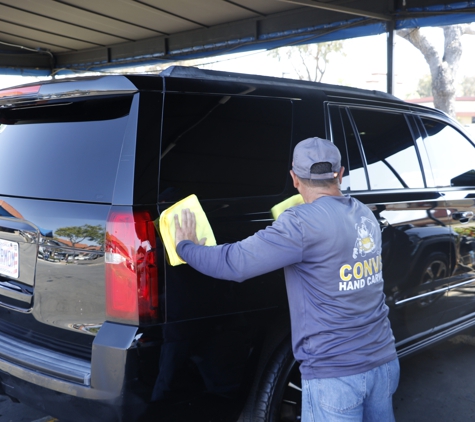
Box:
[292,137,341,180]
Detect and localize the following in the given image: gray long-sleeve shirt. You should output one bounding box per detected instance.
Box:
[177,195,396,379]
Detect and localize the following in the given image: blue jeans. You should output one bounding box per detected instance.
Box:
[301,359,400,422]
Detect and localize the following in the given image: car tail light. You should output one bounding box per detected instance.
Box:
[105,207,159,324]
[0,85,41,98]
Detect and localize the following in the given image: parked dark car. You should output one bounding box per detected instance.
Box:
[0,67,475,422]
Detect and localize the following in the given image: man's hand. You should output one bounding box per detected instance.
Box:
[174,208,207,247]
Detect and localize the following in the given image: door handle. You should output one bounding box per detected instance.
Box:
[452,211,474,223]
[378,217,389,230]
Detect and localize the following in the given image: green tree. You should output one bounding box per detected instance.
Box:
[416,74,433,98]
[55,224,105,248]
[268,41,345,82]
[460,76,475,97]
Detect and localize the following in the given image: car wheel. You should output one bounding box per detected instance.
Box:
[415,252,448,307]
[240,338,301,422]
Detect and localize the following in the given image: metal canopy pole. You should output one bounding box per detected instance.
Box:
[387,20,395,95]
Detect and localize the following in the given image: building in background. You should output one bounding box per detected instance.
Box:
[407,97,475,137]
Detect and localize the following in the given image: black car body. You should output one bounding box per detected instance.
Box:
[0,67,475,421]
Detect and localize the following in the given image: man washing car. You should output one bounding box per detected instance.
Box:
[174,137,399,422]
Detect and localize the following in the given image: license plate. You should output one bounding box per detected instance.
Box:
[0,239,19,278]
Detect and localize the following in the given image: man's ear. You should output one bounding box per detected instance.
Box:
[290,170,300,189]
[338,167,345,184]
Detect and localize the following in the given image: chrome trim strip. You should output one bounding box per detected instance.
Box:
[0,331,91,386]
[395,278,475,305]
[397,316,475,359]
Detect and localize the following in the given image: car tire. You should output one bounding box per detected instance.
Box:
[414,251,448,307]
[240,337,301,422]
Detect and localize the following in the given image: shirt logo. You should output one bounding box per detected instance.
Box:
[352,216,376,259]
[338,216,382,291]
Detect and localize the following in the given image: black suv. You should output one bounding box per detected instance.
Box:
[1,67,475,422]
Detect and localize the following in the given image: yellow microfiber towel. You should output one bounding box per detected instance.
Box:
[157,194,217,266]
[271,194,304,220]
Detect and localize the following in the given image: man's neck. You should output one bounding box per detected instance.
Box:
[301,186,343,203]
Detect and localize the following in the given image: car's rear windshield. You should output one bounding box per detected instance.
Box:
[0,95,133,203]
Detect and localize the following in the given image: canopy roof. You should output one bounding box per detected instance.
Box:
[1,0,474,76]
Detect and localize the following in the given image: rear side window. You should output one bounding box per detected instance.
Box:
[330,106,424,191]
[0,96,133,203]
[420,117,475,187]
[350,108,424,190]
[159,94,292,201]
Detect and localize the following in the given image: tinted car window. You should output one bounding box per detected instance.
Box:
[421,117,475,187]
[349,108,424,190]
[159,94,292,201]
[329,106,368,191]
[0,96,133,203]
[133,92,163,205]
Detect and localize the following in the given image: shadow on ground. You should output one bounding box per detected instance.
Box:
[394,333,475,422]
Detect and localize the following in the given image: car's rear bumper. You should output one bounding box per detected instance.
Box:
[0,322,149,422]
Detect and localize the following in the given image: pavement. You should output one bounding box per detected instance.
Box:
[394,333,475,421]
[0,396,55,422]
[2,334,475,421]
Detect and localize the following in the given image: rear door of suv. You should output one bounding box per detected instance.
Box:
[158,91,294,320]
[327,103,455,356]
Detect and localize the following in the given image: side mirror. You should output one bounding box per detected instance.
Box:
[451,170,475,187]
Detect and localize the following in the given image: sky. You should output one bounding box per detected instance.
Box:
[198,26,475,100]
[1,26,474,101]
